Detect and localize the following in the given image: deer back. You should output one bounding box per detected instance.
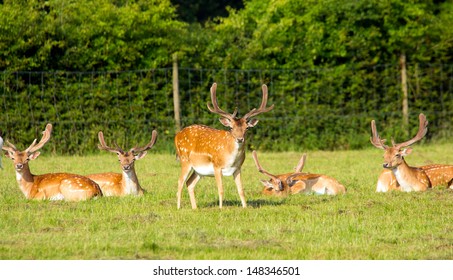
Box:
[175,124,245,169]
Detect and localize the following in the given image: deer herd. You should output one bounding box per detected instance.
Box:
[1,83,453,208]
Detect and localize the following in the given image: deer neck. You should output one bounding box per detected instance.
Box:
[122,169,142,195]
[391,159,424,192]
[14,164,35,198]
[225,134,246,167]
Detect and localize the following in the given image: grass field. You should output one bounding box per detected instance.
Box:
[0,143,452,260]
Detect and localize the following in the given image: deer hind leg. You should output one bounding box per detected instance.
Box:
[177,164,193,209]
[186,171,201,209]
[60,178,100,201]
[448,179,453,190]
[233,169,247,208]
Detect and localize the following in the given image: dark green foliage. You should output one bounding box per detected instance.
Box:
[1,65,452,154]
[170,0,244,23]
[1,0,453,153]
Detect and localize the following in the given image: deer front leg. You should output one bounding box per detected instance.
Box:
[233,169,247,208]
[376,169,399,192]
[214,168,224,208]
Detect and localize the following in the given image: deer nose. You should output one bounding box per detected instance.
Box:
[122,165,131,171]
[236,138,244,143]
[383,163,390,168]
[15,163,23,170]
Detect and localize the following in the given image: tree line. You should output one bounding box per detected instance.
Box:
[1,0,452,153]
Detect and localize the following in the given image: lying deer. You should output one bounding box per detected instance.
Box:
[175,83,274,209]
[86,130,157,197]
[2,123,102,201]
[376,164,453,192]
[252,151,346,196]
[371,113,453,192]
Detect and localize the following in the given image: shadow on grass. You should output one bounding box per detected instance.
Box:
[204,198,285,208]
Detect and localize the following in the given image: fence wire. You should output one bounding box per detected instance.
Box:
[1,64,452,154]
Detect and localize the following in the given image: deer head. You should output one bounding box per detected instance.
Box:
[207,83,274,143]
[370,113,428,169]
[2,123,52,171]
[252,150,307,192]
[97,130,157,172]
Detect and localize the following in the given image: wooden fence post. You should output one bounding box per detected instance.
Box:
[173,53,182,132]
[400,53,409,136]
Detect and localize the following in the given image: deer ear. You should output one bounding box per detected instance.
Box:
[260,179,274,188]
[5,151,14,159]
[134,151,147,160]
[219,118,232,128]
[401,147,413,156]
[247,119,259,128]
[28,151,41,161]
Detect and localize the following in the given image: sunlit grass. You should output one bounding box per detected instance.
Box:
[0,144,452,259]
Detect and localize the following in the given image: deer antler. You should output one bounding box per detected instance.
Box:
[98,131,123,153]
[286,172,322,186]
[130,130,158,154]
[207,83,274,121]
[206,83,236,120]
[370,113,428,150]
[370,119,389,150]
[251,150,281,181]
[25,123,52,154]
[242,84,275,120]
[2,139,17,153]
[393,113,428,149]
[294,153,307,173]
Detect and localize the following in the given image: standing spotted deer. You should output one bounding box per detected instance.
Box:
[2,124,102,201]
[371,113,453,192]
[87,130,157,197]
[252,151,346,196]
[175,83,274,209]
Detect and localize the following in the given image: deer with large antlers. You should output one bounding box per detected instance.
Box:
[370,113,453,192]
[2,124,102,201]
[252,151,346,196]
[86,130,157,197]
[175,83,274,209]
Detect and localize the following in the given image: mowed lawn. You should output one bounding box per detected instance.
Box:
[0,143,452,260]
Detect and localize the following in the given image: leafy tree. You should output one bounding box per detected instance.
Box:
[0,0,186,71]
[206,0,452,69]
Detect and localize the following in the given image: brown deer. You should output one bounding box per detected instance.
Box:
[2,123,102,201]
[86,130,157,197]
[252,151,346,196]
[376,164,453,192]
[175,83,274,209]
[370,113,440,192]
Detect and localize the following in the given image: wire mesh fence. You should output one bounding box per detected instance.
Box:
[1,64,452,154]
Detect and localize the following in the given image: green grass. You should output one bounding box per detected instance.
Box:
[1,144,453,260]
